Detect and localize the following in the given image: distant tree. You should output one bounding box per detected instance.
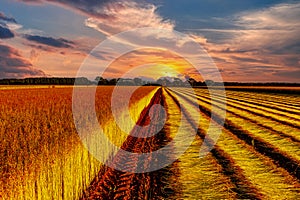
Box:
[205,80,214,86]
[173,78,184,87]
[108,78,117,85]
[188,78,196,87]
[133,78,142,86]
[95,76,108,85]
[157,77,171,86]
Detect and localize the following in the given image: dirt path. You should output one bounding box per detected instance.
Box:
[81,88,180,199]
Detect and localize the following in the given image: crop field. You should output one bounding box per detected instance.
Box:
[0,86,158,200]
[0,86,299,199]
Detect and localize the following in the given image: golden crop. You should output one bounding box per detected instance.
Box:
[0,86,157,200]
[1,86,300,199]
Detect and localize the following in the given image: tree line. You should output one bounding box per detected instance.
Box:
[0,77,299,87]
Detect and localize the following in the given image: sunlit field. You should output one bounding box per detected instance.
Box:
[170,87,300,199]
[0,86,299,199]
[0,86,158,200]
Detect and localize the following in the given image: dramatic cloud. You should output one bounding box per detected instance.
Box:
[231,2,300,54]
[0,44,46,78]
[24,35,74,48]
[14,1,300,82]
[17,0,174,35]
[186,2,300,82]
[0,26,14,38]
[84,1,174,35]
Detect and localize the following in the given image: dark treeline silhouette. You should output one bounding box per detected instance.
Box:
[0,77,299,87]
[0,77,92,85]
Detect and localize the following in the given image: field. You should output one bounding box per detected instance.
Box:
[0,86,300,199]
[0,86,158,200]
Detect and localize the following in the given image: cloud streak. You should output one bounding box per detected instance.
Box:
[0,44,46,78]
[24,34,74,48]
[0,12,17,23]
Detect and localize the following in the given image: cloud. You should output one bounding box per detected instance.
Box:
[84,1,174,35]
[0,26,14,38]
[24,34,74,48]
[235,3,300,30]
[17,0,119,18]
[0,44,46,78]
[0,12,22,30]
[231,2,300,53]
[186,2,300,82]
[17,0,131,18]
[18,0,174,35]
[0,12,17,23]
[274,70,300,80]
[0,12,22,39]
[16,0,300,82]
[188,2,300,54]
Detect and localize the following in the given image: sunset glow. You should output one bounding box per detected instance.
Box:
[0,0,299,82]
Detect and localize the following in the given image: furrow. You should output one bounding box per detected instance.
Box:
[165,88,264,199]
[169,88,300,198]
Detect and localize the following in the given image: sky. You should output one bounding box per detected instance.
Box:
[0,0,299,82]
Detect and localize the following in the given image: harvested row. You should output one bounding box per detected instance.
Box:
[82,87,240,199]
[218,90,300,114]
[196,88,300,112]
[166,89,263,199]
[224,90,300,110]
[181,89,300,129]
[178,89,300,165]
[172,89,300,179]
[224,88,300,105]
[177,88,300,142]
[198,89,300,120]
[169,88,300,199]
[190,90,300,151]
[162,89,236,199]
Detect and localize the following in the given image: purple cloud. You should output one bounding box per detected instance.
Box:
[0,44,46,78]
[0,12,17,23]
[24,34,74,48]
